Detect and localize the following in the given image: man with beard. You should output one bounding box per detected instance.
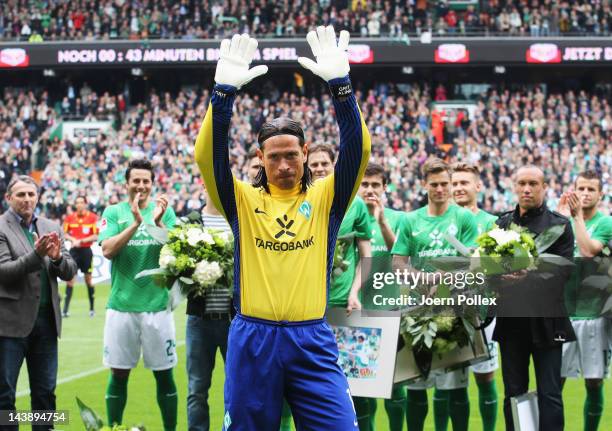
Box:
[558,170,612,431]
[99,159,177,430]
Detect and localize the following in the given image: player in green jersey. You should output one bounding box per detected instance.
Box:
[451,163,498,431]
[98,159,178,430]
[558,170,612,431]
[358,162,406,431]
[308,142,373,431]
[392,158,478,431]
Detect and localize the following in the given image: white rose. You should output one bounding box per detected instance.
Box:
[488,228,521,246]
[193,260,224,286]
[159,245,176,269]
[199,231,215,245]
[186,227,204,246]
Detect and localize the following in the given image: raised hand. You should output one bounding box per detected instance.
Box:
[556,192,571,217]
[153,193,169,226]
[567,191,583,219]
[215,33,268,89]
[130,192,144,225]
[298,25,350,82]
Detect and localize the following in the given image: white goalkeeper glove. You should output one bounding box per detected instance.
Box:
[298,25,350,82]
[214,33,268,89]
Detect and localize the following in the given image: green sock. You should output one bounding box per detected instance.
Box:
[384,385,406,431]
[153,369,178,431]
[105,373,128,426]
[368,397,377,430]
[433,389,450,431]
[477,379,498,431]
[449,388,469,431]
[584,384,604,431]
[353,396,373,431]
[280,400,292,431]
[406,389,428,431]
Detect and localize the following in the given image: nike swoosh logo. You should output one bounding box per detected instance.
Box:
[254,207,267,215]
[412,230,424,236]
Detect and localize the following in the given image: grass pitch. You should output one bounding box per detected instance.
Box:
[15,284,612,430]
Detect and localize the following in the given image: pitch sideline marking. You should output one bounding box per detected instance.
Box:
[16,340,186,398]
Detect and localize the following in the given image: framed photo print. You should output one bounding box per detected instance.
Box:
[326,307,401,399]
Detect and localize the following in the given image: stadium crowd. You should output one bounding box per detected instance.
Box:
[0,80,610,220]
[1,0,610,41]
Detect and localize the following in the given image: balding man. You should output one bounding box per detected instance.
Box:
[493,166,575,431]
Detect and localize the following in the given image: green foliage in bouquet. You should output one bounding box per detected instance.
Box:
[136,223,234,298]
[400,313,476,378]
[76,397,146,431]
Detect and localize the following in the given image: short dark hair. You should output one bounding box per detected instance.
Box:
[422,158,450,180]
[125,159,155,182]
[576,170,602,191]
[253,117,312,193]
[6,175,39,196]
[75,195,88,204]
[308,143,336,164]
[257,117,305,149]
[364,162,387,185]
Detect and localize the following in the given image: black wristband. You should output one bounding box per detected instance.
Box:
[213,84,237,98]
[329,82,353,99]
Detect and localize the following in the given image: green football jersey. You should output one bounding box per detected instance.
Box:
[364,207,405,310]
[391,204,478,258]
[572,211,612,257]
[370,208,405,258]
[98,201,177,312]
[473,209,498,236]
[329,196,372,307]
[568,211,612,319]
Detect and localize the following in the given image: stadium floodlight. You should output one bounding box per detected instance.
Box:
[131,68,143,76]
[43,69,55,77]
[402,66,414,75]
[494,65,506,74]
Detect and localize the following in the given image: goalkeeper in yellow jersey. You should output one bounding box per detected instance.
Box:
[194,26,371,430]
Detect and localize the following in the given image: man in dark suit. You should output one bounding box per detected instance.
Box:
[493,165,575,431]
[0,175,76,430]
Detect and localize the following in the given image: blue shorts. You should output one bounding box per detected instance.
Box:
[222,314,358,431]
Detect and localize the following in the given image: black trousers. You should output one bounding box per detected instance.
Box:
[499,331,564,431]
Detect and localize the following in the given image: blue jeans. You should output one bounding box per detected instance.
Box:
[0,311,58,431]
[186,315,230,431]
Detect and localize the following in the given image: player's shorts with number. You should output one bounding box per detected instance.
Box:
[103,309,177,370]
[561,317,611,379]
[406,367,470,390]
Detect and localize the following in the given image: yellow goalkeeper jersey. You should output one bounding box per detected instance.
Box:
[194,79,370,322]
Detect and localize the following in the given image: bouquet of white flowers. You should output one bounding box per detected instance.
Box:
[136,223,234,306]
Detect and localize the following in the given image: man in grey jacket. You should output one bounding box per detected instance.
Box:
[0,175,76,430]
